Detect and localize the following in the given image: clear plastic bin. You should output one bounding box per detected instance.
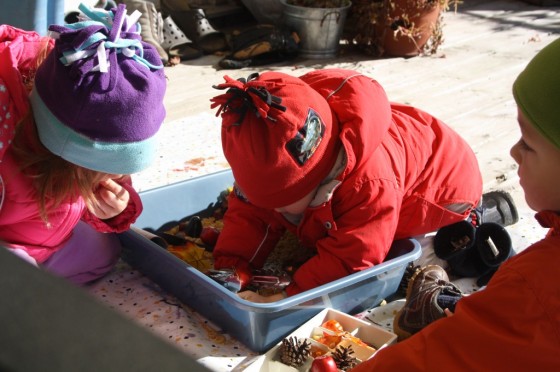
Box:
[119,169,421,352]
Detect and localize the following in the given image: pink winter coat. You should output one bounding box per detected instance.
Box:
[0,25,142,263]
[213,69,483,296]
[0,147,142,263]
[351,210,560,371]
[0,25,54,160]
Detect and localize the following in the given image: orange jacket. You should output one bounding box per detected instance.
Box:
[213,69,483,295]
[351,210,560,371]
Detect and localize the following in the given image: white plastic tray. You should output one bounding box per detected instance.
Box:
[245,308,397,371]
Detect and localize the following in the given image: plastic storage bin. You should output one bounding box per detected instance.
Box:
[119,169,421,353]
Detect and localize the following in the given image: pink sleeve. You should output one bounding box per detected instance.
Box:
[0,25,54,161]
[0,76,17,161]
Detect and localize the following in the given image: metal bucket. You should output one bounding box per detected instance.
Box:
[280,0,352,59]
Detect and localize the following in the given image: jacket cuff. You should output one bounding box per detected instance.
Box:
[83,181,143,233]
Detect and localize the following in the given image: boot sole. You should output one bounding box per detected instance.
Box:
[484,190,520,226]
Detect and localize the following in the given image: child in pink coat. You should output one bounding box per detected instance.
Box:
[0,3,166,285]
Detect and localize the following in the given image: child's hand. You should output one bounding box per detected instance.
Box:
[444,308,454,317]
[87,178,130,220]
[237,290,286,303]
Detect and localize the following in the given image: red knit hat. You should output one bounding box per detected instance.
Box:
[210,72,340,209]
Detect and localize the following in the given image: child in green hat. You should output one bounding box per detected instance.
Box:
[351,37,560,372]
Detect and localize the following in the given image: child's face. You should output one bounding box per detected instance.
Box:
[510,108,560,212]
[274,187,319,215]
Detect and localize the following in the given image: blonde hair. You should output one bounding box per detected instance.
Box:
[11,115,110,223]
[6,37,112,223]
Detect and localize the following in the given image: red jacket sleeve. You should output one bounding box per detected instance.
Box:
[213,190,286,272]
[350,240,560,371]
[285,177,401,296]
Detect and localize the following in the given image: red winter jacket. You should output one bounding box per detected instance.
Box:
[213,69,482,296]
[351,210,560,371]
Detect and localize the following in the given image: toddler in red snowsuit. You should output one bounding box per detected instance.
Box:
[210,69,482,302]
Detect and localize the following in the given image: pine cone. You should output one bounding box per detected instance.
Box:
[279,336,311,367]
[332,344,359,371]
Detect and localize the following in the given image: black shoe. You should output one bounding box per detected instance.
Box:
[218,24,300,70]
[472,190,519,227]
[434,221,514,285]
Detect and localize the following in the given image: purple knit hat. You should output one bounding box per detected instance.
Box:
[29,3,166,174]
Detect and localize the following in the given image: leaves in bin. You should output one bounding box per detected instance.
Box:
[167,241,214,272]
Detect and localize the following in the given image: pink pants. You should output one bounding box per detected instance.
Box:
[42,221,122,285]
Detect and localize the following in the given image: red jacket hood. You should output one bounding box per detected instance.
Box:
[299,69,392,175]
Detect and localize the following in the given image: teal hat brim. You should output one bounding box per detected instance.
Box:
[30,89,158,174]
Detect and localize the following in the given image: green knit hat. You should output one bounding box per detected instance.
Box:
[513,38,560,149]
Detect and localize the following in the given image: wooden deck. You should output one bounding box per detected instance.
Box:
[160,0,559,182]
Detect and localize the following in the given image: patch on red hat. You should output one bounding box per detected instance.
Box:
[286,108,325,166]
